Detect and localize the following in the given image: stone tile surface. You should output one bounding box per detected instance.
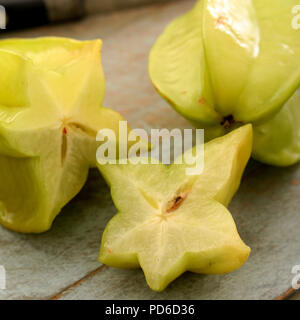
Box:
[0,0,299,299]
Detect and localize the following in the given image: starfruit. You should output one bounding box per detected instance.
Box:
[98,125,252,291]
[0,37,127,233]
[149,0,300,166]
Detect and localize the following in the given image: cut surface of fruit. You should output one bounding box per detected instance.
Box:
[149,0,300,166]
[98,125,252,291]
[0,37,127,233]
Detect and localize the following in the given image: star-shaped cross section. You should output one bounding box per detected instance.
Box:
[98,125,252,291]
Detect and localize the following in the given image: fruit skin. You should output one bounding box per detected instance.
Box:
[0,37,128,233]
[149,0,300,166]
[98,125,252,292]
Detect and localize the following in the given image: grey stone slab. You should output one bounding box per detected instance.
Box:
[0,0,299,299]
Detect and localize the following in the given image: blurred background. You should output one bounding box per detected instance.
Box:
[0,0,178,31]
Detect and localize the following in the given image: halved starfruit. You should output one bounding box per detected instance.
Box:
[0,37,126,233]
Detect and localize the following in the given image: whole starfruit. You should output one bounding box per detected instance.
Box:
[149,0,300,166]
[0,37,127,233]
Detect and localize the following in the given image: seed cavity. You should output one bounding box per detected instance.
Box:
[166,191,189,213]
[220,115,235,129]
[61,127,67,166]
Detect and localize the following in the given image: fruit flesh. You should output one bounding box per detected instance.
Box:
[98,125,252,292]
[149,0,300,166]
[0,37,127,233]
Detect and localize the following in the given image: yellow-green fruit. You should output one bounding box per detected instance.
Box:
[0,37,127,233]
[149,0,300,166]
[98,125,252,292]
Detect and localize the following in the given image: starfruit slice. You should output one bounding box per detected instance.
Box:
[98,125,252,292]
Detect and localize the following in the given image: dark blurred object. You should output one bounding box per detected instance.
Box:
[86,0,177,15]
[0,0,85,31]
[0,0,177,31]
